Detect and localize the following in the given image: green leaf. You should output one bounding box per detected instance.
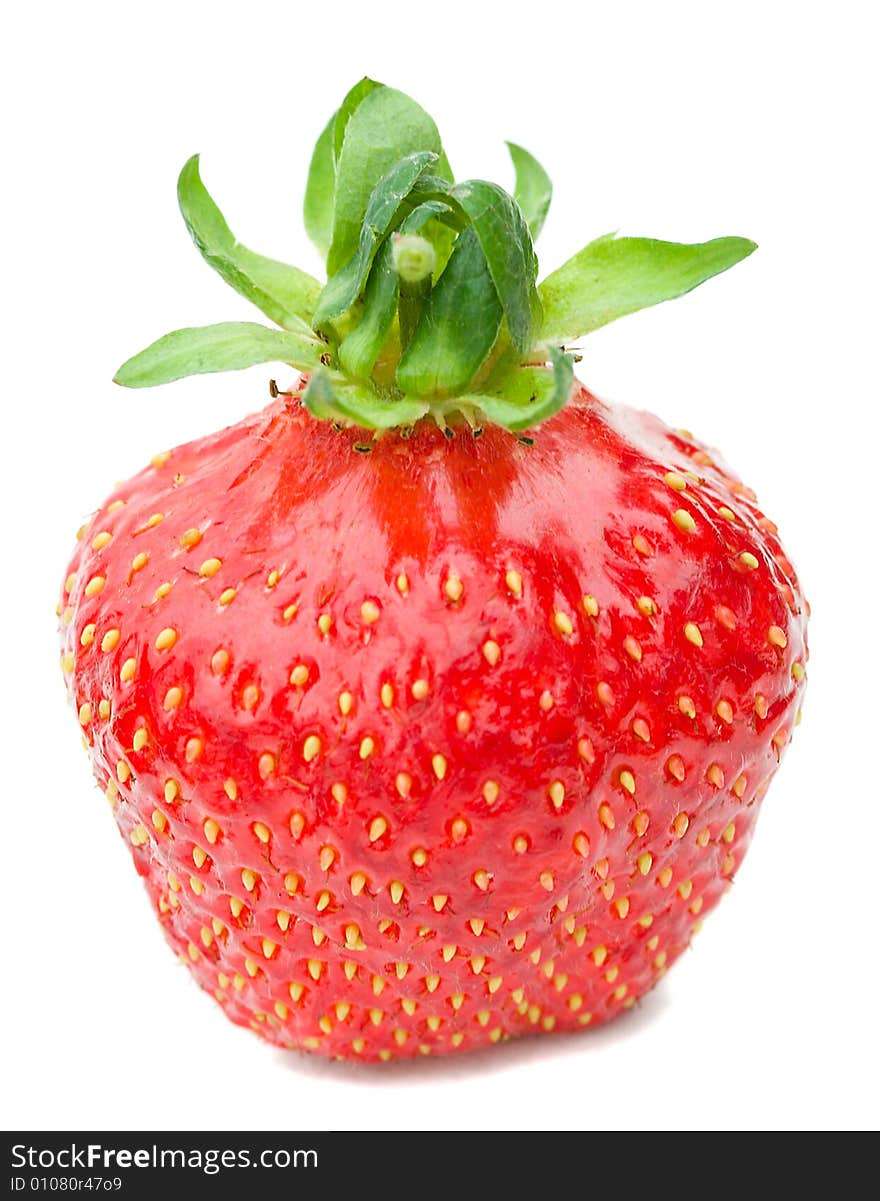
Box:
[338,200,449,381]
[465,347,574,432]
[450,180,540,352]
[332,77,382,162]
[303,116,336,261]
[538,234,758,344]
[327,85,450,275]
[303,369,428,430]
[337,239,398,380]
[313,151,438,329]
[397,225,503,396]
[506,142,552,241]
[114,322,324,388]
[178,156,322,332]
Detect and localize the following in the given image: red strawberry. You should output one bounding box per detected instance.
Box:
[60,79,807,1061]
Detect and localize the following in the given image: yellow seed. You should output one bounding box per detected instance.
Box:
[192,846,207,869]
[241,683,261,711]
[131,552,149,572]
[303,734,322,763]
[395,573,409,594]
[449,816,470,845]
[411,847,427,867]
[282,603,298,622]
[130,824,149,847]
[613,897,630,919]
[252,821,270,845]
[684,622,703,647]
[481,779,500,806]
[98,699,111,720]
[716,699,734,724]
[389,881,405,904]
[338,690,354,716]
[632,717,651,742]
[739,551,760,570]
[286,663,308,689]
[672,508,697,533]
[637,852,653,876]
[289,812,306,839]
[599,803,615,830]
[258,752,275,778]
[678,695,696,718]
[473,869,491,891]
[99,628,120,653]
[582,594,599,617]
[219,588,237,606]
[429,753,448,781]
[456,709,473,734]
[151,810,167,833]
[506,569,523,596]
[573,832,590,858]
[199,558,222,578]
[432,894,448,912]
[792,662,805,681]
[179,528,202,549]
[768,625,788,648]
[632,534,653,556]
[132,727,148,751]
[153,581,172,601]
[619,769,636,795]
[223,777,238,801]
[368,815,388,843]
[482,639,501,665]
[155,627,178,652]
[85,575,106,597]
[444,574,463,602]
[91,531,112,550]
[80,624,96,648]
[163,686,183,711]
[664,471,687,492]
[707,764,725,788]
[361,600,380,624]
[411,677,430,700]
[718,505,736,521]
[359,736,375,760]
[540,870,554,892]
[673,812,689,838]
[241,869,257,892]
[185,737,203,762]
[78,702,92,726]
[554,610,574,636]
[597,681,615,706]
[116,760,131,784]
[201,818,219,844]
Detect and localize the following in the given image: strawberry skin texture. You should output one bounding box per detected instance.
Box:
[60,382,807,1061]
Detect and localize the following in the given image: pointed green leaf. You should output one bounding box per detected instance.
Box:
[303,369,428,429]
[397,225,503,396]
[538,234,757,344]
[314,151,437,328]
[178,156,322,332]
[450,180,540,352]
[327,85,451,275]
[465,348,574,431]
[114,322,324,388]
[338,200,450,381]
[337,239,399,381]
[506,142,552,241]
[332,77,382,162]
[303,116,336,260]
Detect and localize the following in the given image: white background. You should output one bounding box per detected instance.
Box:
[2,0,877,1133]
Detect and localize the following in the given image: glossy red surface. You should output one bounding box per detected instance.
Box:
[60,381,808,1060]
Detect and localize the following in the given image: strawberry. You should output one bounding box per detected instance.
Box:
[60,79,807,1062]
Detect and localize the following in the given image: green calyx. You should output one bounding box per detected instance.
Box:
[114,78,757,434]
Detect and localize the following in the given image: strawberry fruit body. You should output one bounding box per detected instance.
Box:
[60,80,807,1061]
